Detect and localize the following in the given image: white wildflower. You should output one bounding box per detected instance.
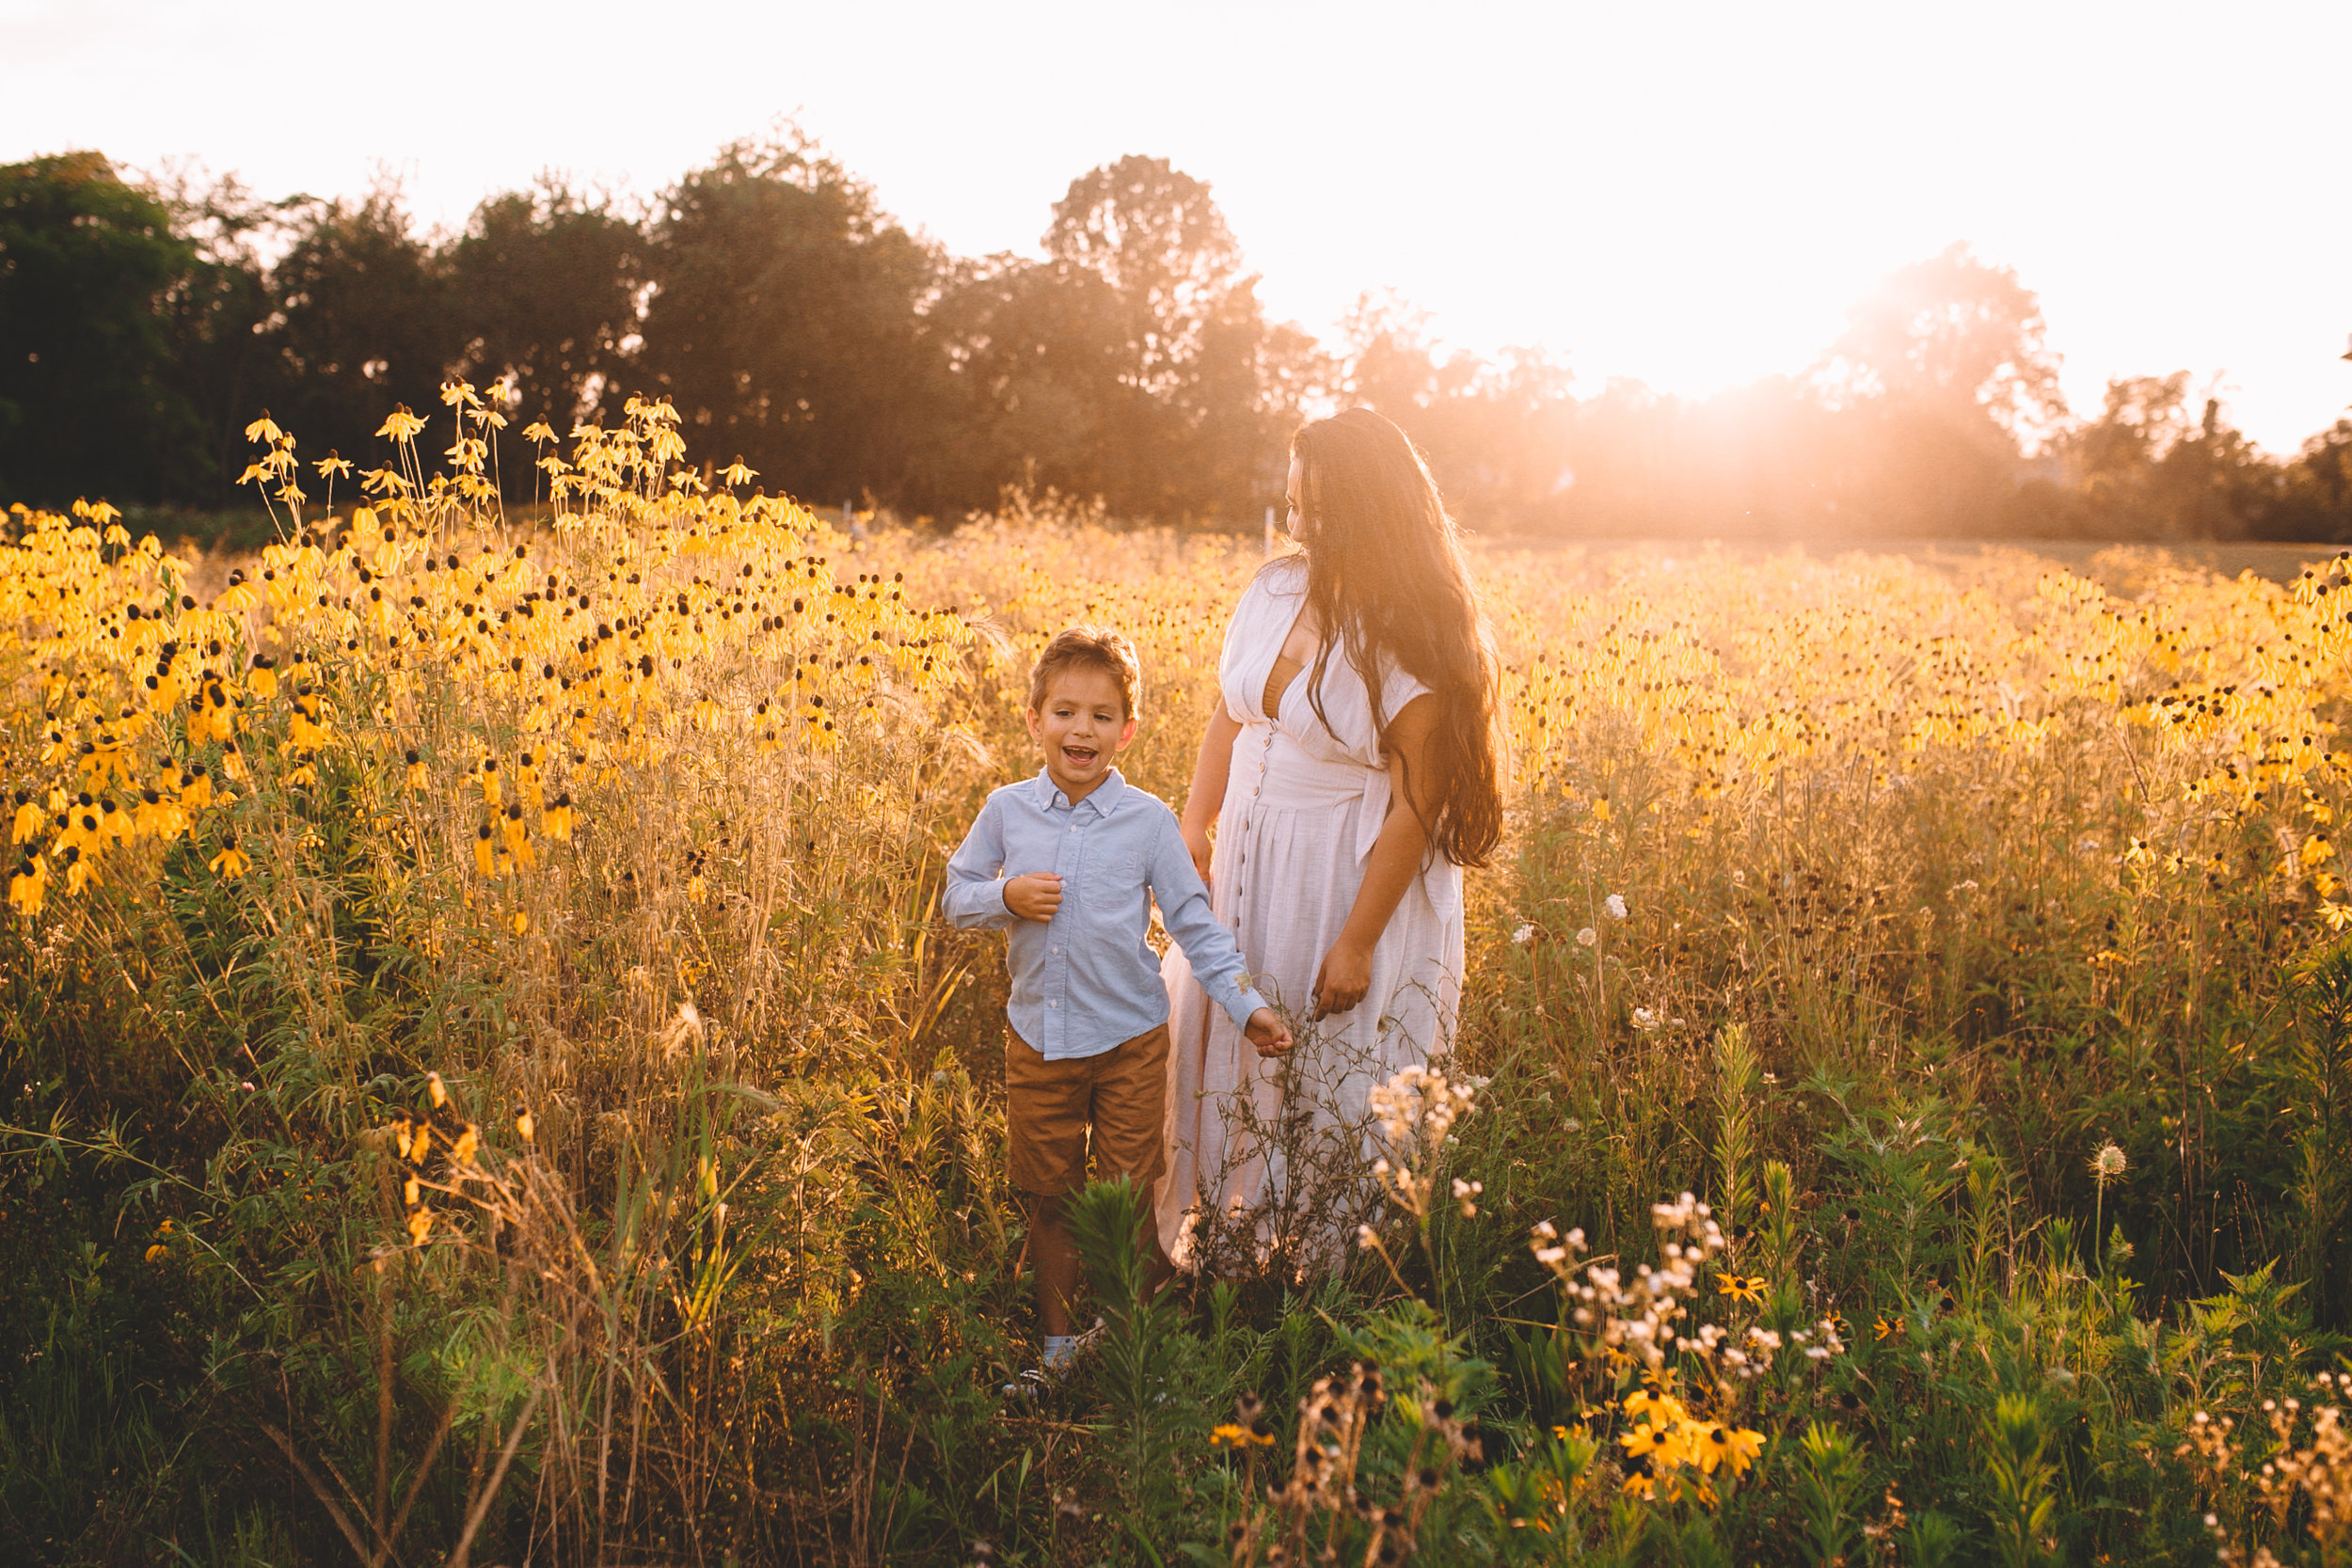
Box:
[1605,893,1627,919]
[1511,922,1534,944]
[1575,927,1597,947]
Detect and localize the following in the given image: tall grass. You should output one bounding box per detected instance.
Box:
[4,394,2350,1563]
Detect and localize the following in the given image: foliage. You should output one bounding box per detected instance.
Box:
[8,401,2352,1562]
[7,140,2349,539]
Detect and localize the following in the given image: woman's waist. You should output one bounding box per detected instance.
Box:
[1227,734,1381,807]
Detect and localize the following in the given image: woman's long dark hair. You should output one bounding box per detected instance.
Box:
[1285,406,1503,868]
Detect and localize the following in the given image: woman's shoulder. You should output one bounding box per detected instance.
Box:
[1247,552,1309,597]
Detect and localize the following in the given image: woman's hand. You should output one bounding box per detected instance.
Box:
[1182,822,1214,889]
[1311,938,1374,1021]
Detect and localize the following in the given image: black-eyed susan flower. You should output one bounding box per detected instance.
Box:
[208,832,250,879]
[514,1104,534,1144]
[7,855,46,918]
[541,792,573,842]
[473,822,496,877]
[1717,1274,1768,1305]
[501,801,533,869]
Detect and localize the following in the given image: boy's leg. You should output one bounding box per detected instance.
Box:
[1089,1022,1174,1298]
[1004,1026,1090,1340]
[1025,1190,1079,1338]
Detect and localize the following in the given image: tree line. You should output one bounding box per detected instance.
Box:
[4,133,2347,540]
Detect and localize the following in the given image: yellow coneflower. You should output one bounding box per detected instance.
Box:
[11,791,41,845]
[473,822,496,877]
[405,749,425,790]
[180,767,212,809]
[246,656,278,700]
[406,1208,434,1246]
[208,832,251,879]
[426,1069,448,1109]
[541,792,573,842]
[133,787,184,841]
[451,1124,479,1165]
[501,801,533,869]
[510,910,530,936]
[479,757,501,809]
[1716,1274,1768,1305]
[7,855,46,918]
[514,1104,534,1144]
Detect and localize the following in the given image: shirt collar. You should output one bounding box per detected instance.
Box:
[1030,767,1127,818]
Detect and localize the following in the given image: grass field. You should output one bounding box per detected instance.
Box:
[5,397,2351,1565]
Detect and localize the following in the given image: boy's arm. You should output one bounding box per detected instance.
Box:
[941,796,1019,929]
[1148,812,1268,1032]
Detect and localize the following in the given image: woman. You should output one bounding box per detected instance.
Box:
[1158,407,1503,1270]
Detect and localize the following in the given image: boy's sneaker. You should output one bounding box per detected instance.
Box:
[998,1322,1105,1399]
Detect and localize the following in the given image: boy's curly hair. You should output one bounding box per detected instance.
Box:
[1027,626,1141,719]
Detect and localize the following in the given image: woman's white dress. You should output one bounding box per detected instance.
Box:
[1156,556,1465,1267]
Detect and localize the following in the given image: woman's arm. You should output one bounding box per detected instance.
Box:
[1311,693,1438,1021]
[1180,704,1242,884]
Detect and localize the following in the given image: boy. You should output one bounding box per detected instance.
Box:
[945,626,1291,1380]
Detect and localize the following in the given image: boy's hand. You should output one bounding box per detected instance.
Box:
[1243,1006,1293,1058]
[1003,872,1063,923]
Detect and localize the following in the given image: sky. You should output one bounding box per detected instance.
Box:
[5,0,2348,453]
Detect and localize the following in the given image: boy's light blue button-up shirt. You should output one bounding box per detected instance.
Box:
[943,768,1265,1059]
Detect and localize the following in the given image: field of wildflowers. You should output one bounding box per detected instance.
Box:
[4,389,2351,1565]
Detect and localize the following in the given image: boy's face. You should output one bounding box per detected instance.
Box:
[1025,667,1136,801]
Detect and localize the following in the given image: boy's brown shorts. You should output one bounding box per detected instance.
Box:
[1004,1022,1169,1200]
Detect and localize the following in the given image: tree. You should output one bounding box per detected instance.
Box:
[1341,291,1574,531]
[2058,374,2280,539]
[263,186,458,476]
[637,129,943,510]
[1025,155,1319,521]
[1804,245,2069,533]
[0,152,208,506]
[447,182,643,442]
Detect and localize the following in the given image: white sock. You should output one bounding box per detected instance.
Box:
[1041,1334,1078,1372]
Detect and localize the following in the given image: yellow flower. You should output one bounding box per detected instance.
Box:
[514,1105,534,1144]
[13,793,45,844]
[1719,1426,1764,1477]
[406,1208,434,1246]
[427,1070,448,1109]
[209,834,251,879]
[8,856,46,918]
[246,657,278,699]
[1717,1274,1768,1304]
[541,793,574,842]
[474,823,497,877]
[375,405,427,443]
[1874,1313,1903,1341]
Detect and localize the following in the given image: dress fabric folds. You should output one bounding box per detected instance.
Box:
[1156,556,1465,1267]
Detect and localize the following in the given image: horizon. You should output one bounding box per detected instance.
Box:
[6,0,2349,456]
